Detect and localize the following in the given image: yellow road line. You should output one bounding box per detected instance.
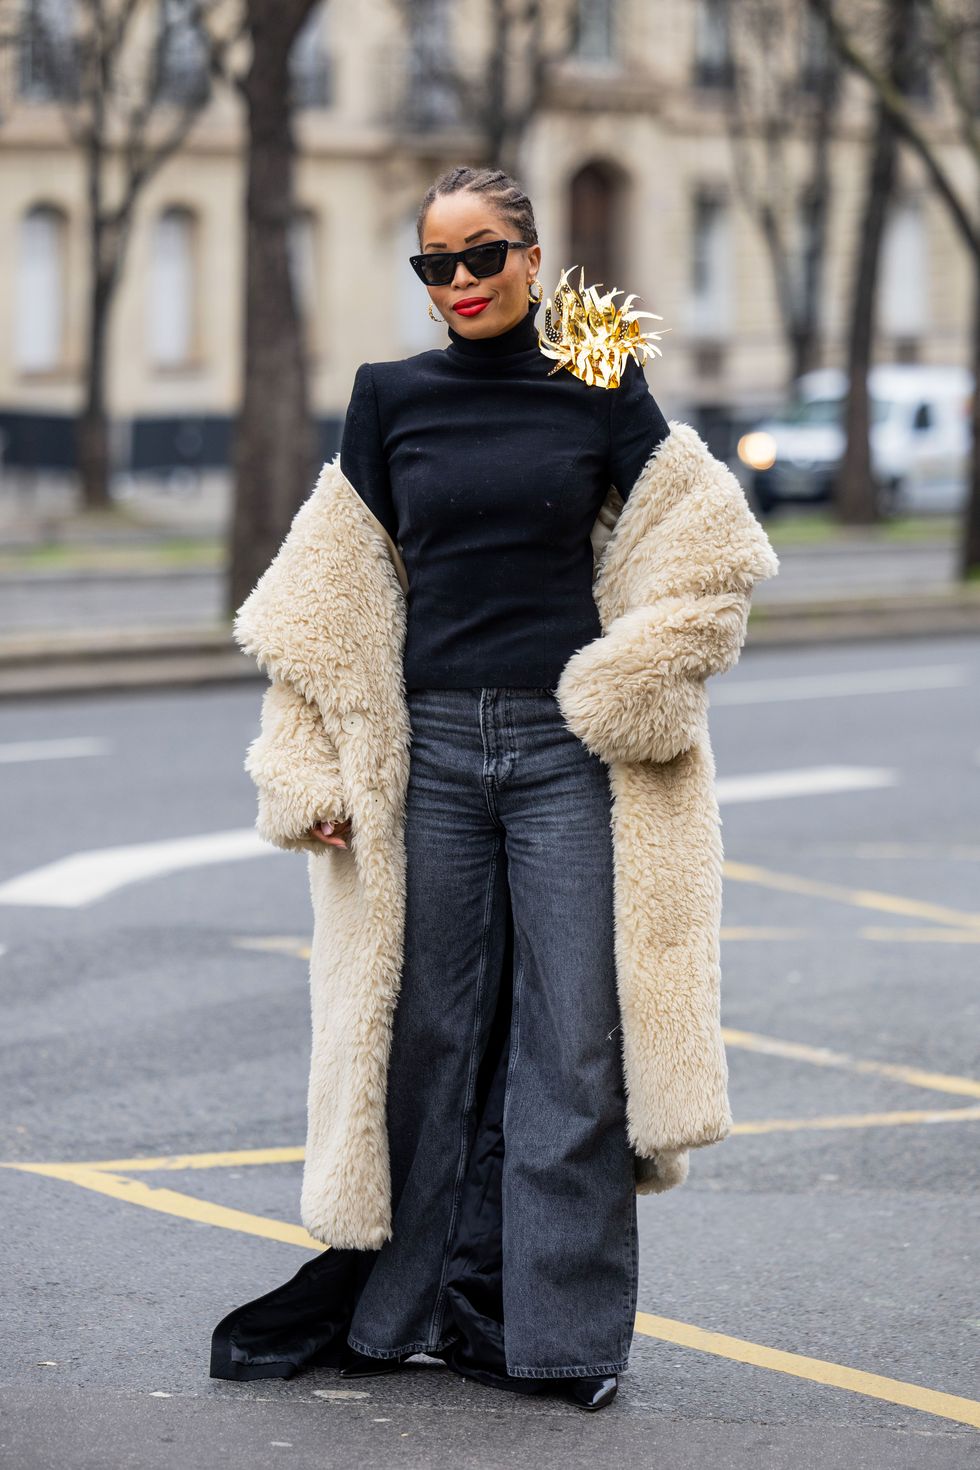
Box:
[860,926,980,943]
[721,926,815,940]
[233,937,311,959]
[733,1104,980,1134]
[633,1312,980,1430]
[9,1161,320,1248]
[24,1146,308,1174]
[7,1159,979,1431]
[8,1102,980,1207]
[722,1027,980,1099]
[8,1154,980,1428]
[235,926,980,958]
[724,860,980,932]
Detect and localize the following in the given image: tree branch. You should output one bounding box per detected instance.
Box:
[807,0,979,257]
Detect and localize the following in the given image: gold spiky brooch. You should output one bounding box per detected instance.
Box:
[537,265,668,388]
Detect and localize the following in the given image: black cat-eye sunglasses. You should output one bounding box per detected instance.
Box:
[409,239,530,287]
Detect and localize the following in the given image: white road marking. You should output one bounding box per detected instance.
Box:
[0,764,899,907]
[713,664,967,705]
[0,737,110,764]
[0,830,266,908]
[717,766,897,804]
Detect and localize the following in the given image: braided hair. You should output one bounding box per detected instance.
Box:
[416,165,539,249]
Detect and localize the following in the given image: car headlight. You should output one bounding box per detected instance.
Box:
[737,432,778,472]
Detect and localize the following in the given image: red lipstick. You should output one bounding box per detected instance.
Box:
[453,297,492,316]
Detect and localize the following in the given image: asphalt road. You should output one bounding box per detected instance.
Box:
[1,635,978,1468]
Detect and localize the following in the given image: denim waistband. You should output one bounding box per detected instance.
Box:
[408,686,559,697]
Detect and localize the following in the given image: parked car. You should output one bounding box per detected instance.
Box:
[736,365,974,514]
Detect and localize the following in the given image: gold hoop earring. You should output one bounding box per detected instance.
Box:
[528,279,544,304]
[428,301,444,323]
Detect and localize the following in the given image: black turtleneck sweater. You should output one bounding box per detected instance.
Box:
[339,302,669,690]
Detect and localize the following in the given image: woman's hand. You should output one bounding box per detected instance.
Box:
[310,817,352,849]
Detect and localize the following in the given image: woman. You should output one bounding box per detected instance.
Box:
[210,165,779,1411]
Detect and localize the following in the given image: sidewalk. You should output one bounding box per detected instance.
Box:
[2,482,979,698]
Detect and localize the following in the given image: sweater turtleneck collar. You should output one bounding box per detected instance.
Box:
[445,302,541,364]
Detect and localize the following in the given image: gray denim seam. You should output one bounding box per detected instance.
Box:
[508,1359,630,1379]
[426,829,502,1347]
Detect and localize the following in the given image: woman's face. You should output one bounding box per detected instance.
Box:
[419,192,541,338]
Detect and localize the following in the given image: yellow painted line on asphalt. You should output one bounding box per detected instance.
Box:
[860,925,980,943]
[734,1104,980,1134]
[844,841,980,861]
[32,1146,307,1173]
[233,936,311,960]
[9,1097,980,1227]
[722,1028,980,1099]
[7,1160,321,1249]
[235,924,980,960]
[724,860,980,932]
[632,1312,980,1430]
[7,1158,979,1430]
[721,926,814,940]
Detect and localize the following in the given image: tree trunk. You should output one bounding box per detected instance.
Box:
[77,117,112,511]
[959,255,980,578]
[792,58,836,380]
[835,107,896,523]
[835,0,913,525]
[228,0,319,615]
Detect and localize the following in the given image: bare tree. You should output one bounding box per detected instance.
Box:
[724,0,838,383]
[835,0,917,524]
[220,0,324,612]
[809,0,980,571]
[3,0,240,510]
[386,0,581,175]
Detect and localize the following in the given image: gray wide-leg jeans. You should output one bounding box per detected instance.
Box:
[346,686,639,1378]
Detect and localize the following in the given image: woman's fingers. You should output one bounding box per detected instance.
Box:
[311,817,352,848]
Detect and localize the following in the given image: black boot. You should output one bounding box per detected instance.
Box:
[338,1344,410,1378]
[554,1373,618,1411]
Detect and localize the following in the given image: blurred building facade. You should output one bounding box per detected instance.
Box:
[0,0,973,477]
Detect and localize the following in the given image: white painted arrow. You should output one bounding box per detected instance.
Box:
[711,664,966,705]
[715,765,897,804]
[0,829,267,908]
[0,766,899,909]
[0,737,110,764]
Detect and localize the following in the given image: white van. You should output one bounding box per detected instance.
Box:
[737,364,973,514]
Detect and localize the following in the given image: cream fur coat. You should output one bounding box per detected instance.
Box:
[233,422,780,1250]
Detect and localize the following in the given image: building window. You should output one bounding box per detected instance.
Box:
[573,0,617,63]
[899,2,932,103]
[18,0,79,102]
[693,0,734,89]
[404,0,461,130]
[880,198,927,342]
[16,203,68,372]
[800,8,836,94]
[689,188,731,337]
[157,0,211,105]
[288,207,319,357]
[568,160,624,294]
[290,1,332,109]
[148,206,198,368]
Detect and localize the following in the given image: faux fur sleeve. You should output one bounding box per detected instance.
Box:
[556,424,779,767]
[244,675,347,855]
[555,589,752,765]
